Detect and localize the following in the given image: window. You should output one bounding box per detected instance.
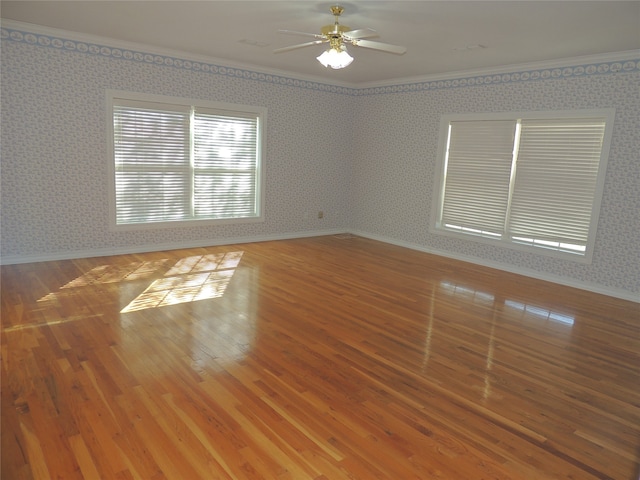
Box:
[108,92,265,228]
[432,109,614,262]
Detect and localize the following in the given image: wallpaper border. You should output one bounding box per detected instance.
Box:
[0,26,355,95]
[2,25,639,95]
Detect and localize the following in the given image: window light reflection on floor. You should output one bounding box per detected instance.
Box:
[121,269,235,313]
[37,259,171,303]
[120,252,243,313]
[439,280,574,326]
[36,260,171,304]
[505,299,575,326]
[36,252,243,314]
[439,281,495,304]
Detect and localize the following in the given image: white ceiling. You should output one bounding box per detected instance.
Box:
[2,1,639,85]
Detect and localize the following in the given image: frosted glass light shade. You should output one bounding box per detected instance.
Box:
[317,46,354,69]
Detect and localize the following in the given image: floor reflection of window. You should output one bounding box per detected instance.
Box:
[38,260,170,303]
[120,252,243,313]
[121,270,234,313]
[439,281,495,304]
[439,281,575,326]
[165,252,242,276]
[36,252,243,313]
[62,260,170,288]
[505,300,574,326]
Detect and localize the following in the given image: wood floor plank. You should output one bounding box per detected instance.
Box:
[68,433,102,480]
[2,235,639,479]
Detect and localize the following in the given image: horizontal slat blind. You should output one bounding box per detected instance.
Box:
[114,105,190,224]
[441,120,516,234]
[193,111,258,218]
[508,118,606,244]
[112,100,261,226]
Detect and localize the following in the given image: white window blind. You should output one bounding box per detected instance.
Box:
[114,104,191,224]
[508,118,607,249]
[192,110,258,219]
[111,95,263,227]
[434,110,613,261]
[442,120,516,236]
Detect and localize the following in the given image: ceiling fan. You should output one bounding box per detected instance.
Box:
[274,5,407,69]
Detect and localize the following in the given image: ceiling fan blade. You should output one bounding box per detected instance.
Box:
[273,40,326,54]
[278,29,325,40]
[342,28,379,40]
[351,39,407,55]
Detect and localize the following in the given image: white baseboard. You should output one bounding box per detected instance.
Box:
[0,229,344,265]
[351,230,639,304]
[2,229,637,303]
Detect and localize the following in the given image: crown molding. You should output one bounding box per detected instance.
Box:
[0,19,357,90]
[2,19,639,95]
[358,50,640,89]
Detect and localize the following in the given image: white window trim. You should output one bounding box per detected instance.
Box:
[430,108,615,264]
[106,90,266,231]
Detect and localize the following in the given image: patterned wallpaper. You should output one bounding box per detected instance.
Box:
[350,74,640,298]
[1,24,639,299]
[1,25,353,261]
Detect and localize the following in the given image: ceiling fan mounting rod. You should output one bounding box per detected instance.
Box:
[322,5,350,38]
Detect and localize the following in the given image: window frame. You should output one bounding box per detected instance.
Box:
[107,90,266,230]
[430,109,615,263]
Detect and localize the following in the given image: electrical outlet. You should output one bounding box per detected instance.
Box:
[318,211,324,219]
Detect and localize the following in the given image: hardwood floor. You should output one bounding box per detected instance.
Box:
[2,235,639,479]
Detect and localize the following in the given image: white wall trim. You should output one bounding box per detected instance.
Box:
[351,230,640,304]
[0,19,357,89]
[0,229,345,266]
[3,19,638,93]
[358,50,640,89]
[2,230,637,303]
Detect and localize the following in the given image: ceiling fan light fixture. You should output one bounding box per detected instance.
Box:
[276,5,406,70]
[316,45,353,69]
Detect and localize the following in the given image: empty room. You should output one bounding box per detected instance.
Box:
[1,1,639,479]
